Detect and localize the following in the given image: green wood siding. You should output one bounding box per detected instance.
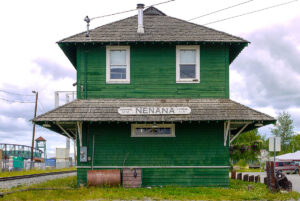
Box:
[77,122,229,187]
[76,44,229,99]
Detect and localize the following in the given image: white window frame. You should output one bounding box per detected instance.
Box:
[131,124,175,137]
[106,46,130,84]
[176,45,200,83]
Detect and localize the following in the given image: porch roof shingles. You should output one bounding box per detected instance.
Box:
[33,99,275,122]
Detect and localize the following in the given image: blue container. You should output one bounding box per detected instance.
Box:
[45,158,56,167]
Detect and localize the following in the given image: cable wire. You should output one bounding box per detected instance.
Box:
[0,89,35,96]
[188,0,254,21]
[91,0,175,20]
[0,97,35,104]
[203,0,298,25]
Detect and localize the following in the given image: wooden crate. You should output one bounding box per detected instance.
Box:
[122,168,142,188]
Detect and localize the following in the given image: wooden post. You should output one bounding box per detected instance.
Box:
[249,175,254,182]
[264,177,268,185]
[266,161,279,192]
[255,175,260,183]
[237,173,242,180]
[243,174,249,182]
[31,91,38,168]
[231,170,236,179]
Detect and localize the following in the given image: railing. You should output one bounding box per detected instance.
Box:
[54,91,76,108]
[0,143,42,159]
[0,159,75,172]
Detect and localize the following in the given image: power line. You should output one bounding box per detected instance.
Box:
[39,101,47,113]
[0,97,35,104]
[0,89,35,97]
[203,0,298,25]
[91,0,175,20]
[188,0,254,21]
[37,104,45,114]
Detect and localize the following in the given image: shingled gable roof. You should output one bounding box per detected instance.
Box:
[57,7,248,67]
[58,7,248,43]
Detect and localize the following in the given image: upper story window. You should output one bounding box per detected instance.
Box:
[106,46,130,84]
[176,45,200,83]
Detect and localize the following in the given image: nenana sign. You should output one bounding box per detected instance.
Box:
[118,107,191,115]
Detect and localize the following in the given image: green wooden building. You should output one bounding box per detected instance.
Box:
[34,5,275,187]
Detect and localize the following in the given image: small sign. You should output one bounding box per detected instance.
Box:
[269,137,281,152]
[118,107,191,115]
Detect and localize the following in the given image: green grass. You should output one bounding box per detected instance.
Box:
[1,176,300,200]
[0,167,76,178]
[236,168,264,172]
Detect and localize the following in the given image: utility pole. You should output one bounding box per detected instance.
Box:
[31,91,38,168]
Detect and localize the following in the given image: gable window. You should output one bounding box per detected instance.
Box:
[131,124,175,137]
[176,45,200,83]
[106,46,130,84]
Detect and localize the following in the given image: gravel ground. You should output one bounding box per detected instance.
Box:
[232,172,300,193]
[0,172,76,189]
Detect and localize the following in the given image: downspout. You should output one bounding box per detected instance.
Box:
[84,50,88,99]
[92,133,95,170]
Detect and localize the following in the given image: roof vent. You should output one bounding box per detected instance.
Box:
[137,4,145,34]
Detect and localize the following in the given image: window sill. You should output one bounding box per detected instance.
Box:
[176,79,200,84]
[106,80,130,84]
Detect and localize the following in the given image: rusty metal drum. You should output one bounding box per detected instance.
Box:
[87,170,121,186]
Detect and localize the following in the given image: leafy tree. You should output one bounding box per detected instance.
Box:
[287,134,300,153]
[271,111,294,153]
[230,129,263,163]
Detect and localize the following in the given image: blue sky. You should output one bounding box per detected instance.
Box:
[0,0,299,157]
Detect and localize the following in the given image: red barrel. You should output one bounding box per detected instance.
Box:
[87,170,121,186]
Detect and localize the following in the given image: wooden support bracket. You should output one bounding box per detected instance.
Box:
[56,122,73,140]
[224,120,230,146]
[230,123,250,144]
[77,121,83,147]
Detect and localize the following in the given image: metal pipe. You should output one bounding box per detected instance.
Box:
[92,133,95,170]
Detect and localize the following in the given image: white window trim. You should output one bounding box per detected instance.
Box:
[106,46,130,84]
[176,45,200,83]
[131,124,175,137]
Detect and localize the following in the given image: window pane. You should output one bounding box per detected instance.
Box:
[110,66,126,79]
[135,128,172,135]
[110,50,126,65]
[180,50,195,64]
[180,64,196,79]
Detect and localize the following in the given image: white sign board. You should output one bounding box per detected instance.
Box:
[269,137,281,152]
[118,107,191,115]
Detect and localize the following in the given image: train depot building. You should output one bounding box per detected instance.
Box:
[33,6,275,187]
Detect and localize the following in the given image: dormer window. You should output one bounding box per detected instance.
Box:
[106,46,130,84]
[176,45,200,83]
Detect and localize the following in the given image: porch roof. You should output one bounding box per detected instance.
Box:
[33,98,275,123]
[32,98,275,139]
